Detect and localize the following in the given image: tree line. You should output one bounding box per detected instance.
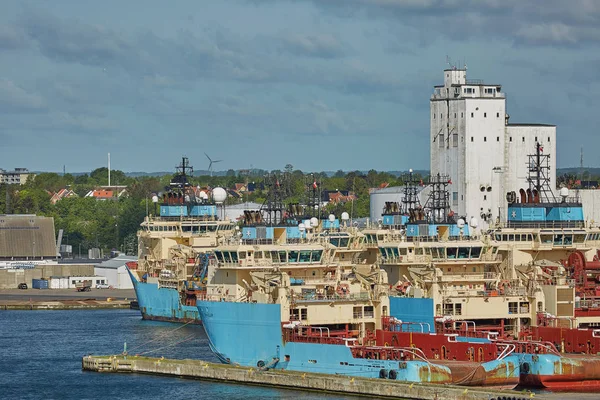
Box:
[0,166,418,257]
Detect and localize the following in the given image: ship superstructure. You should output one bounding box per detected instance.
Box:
[127,157,235,323]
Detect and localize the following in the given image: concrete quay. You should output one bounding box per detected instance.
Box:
[82,355,540,400]
[1,299,131,310]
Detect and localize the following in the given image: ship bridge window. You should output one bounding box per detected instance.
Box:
[399,248,408,256]
[230,252,238,263]
[270,251,280,262]
[311,250,323,262]
[574,234,585,243]
[540,234,552,244]
[458,248,470,259]
[279,251,287,263]
[379,248,387,259]
[254,251,263,259]
[330,237,349,247]
[288,251,299,263]
[470,247,482,258]
[238,251,246,260]
[391,248,399,258]
[214,251,223,263]
[447,248,457,259]
[433,248,445,258]
[299,251,311,263]
[221,252,231,263]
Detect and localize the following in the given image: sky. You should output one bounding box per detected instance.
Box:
[1,1,599,174]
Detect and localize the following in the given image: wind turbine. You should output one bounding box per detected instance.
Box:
[205,152,222,177]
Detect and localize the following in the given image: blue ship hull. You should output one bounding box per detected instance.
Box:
[128,268,200,324]
[197,300,518,386]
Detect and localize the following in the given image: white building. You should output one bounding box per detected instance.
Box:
[0,168,32,185]
[93,255,136,289]
[430,67,556,226]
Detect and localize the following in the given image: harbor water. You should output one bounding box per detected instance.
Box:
[0,309,354,400]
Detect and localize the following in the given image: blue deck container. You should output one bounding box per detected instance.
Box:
[32,279,49,290]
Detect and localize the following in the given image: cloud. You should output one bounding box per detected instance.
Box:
[281,33,346,58]
[0,25,28,49]
[0,79,46,112]
[20,11,133,68]
[253,0,600,47]
[48,111,115,133]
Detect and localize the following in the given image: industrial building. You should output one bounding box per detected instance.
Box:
[430,66,556,226]
[0,215,57,260]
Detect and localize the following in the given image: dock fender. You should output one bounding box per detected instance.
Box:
[379,369,388,379]
[388,369,397,380]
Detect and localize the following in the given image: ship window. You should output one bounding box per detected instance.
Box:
[447,248,457,259]
[433,113,436,119]
[300,308,308,320]
[238,251,246,260]
[288,251,299,263]
[461,112,463,118]
[458,248,469,259]
[510,137,512,142]
[497,112,500,117]
[291,309,299,320]
[311,250,323,262]
[455,303,462,316]
[547,137,550,142]
[471,112,474,117]
[279,251,288,262]
[230,252,238,263]
[214,251,223,262]
[364,306,374,318]
[254,251,263,259]
[484,112,487,118]
[535,137,538,141]
[508,302,518,314]
[496,137,499,142]
[299,251,311,263]
[470,137,473,142]
[522,137,525,142]
[484,137,487,142]
[470,247,481,258]
[269,251,279,262]
[453,133,458,147]
[353,306,363,318]
[454,113,457,118]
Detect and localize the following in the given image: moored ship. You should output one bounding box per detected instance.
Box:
[127,157,235,323]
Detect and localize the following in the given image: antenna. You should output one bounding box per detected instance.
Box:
[108,153,111,187]
[580,146,584,189]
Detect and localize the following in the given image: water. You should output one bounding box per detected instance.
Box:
[0,310,354,400]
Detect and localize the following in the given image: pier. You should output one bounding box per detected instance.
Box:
[82,355,540,400]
